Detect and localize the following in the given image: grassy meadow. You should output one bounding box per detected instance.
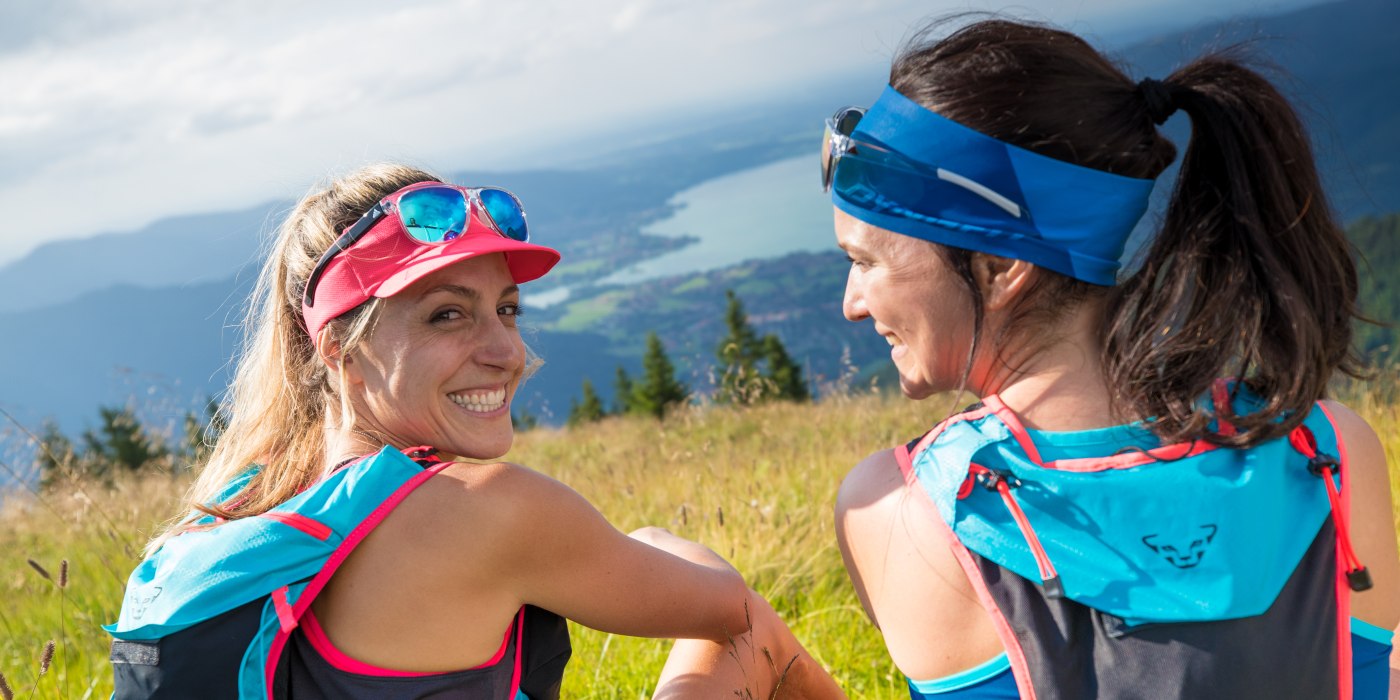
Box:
[3,386,1399,698]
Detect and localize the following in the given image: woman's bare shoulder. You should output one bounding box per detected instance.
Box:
[837,448,906,514]
[1319,400,1400,630]
[835,446,1004,676]
[389,461,595,571]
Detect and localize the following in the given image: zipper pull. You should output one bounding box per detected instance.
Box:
[973,466,1064,598]
[1290,426,1372,592]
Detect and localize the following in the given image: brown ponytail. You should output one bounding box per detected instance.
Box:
[1103,55,1363,446]
[890,17,1364,446]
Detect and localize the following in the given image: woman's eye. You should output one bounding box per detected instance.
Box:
[431,308,464,323]
[499,303,523,318]
[846,255,868,269]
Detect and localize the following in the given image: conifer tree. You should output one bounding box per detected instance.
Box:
[82,405,167,474]
[36,420,77,489]
[634,332,688,419]
[762,333,810,402]
[613,366,636,415]
[714,288,808,404]
[567,378,607,426]
[715,289,763,404]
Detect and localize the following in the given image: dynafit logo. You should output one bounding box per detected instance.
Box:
[1142,525,1218,569]
[129,586,164,620]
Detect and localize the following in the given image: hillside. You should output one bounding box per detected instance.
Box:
[4,384,1399,697]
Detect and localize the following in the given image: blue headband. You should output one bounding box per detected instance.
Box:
[831,86,1155,285]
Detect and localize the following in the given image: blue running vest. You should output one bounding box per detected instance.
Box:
[897,383,1377,699]
[107,446,570,699]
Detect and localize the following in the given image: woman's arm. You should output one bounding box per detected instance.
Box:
[471,462,752,642]
[652,590,848,700]
[1321,401,1400,634]
[1320,402,1400,698]
[834,448,1007,681]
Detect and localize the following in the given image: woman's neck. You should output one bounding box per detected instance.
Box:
[972,302,1119,432]
[322,410,385,474]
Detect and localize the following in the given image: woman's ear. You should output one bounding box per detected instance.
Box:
[971,254,1037,311]
[317,333,362,387]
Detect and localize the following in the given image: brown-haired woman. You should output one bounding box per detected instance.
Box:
[109,164,833,698]
[827,18,1398,699]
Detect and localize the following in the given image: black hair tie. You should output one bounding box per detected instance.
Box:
[1137,78,1178,125]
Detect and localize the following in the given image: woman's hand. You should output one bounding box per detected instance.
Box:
[653,589,848,699]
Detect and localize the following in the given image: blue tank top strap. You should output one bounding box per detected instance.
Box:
[907,653,1017,698]
[903,624,1390,699]
[1351,618,1394,699]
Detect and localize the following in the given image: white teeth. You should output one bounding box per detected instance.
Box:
[885,335,898,346]
[448,389,506,413]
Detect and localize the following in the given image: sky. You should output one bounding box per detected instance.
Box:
[0,0,1329,266]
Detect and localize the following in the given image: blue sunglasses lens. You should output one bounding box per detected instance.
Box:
[398,187,469,243]
[477,188,528,242]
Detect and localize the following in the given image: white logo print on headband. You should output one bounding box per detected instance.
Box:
[936,169,1023,218]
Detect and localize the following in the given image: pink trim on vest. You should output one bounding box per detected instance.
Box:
[264,461,453,696]
[273,586,297,633]
[1316,403,1353,700]
[261,512,333,541]
[912,407,995,459]
[508,606,525,697]
[298,607,518,677]
[983,394,1218,472]
[894,444,918,486]
[1210,378,1239,437]
[301,608,440,678]
[896,444,1038,700]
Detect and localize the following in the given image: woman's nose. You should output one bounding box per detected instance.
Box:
[843,275,868,322]
[477,321,524,372]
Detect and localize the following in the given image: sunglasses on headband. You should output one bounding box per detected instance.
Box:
[821,105,1025,219]
[303,183,529,308]
[821,106,868,192]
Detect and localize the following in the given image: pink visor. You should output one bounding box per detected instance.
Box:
[300,206,560,343]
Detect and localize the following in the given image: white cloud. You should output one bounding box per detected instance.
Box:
[0,0,1326,264]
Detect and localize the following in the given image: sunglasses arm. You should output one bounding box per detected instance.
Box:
[302,202,390,308]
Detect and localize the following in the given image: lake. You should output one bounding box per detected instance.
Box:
[600,155,838,286]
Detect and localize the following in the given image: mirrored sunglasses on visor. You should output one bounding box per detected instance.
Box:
[303,183,530,308]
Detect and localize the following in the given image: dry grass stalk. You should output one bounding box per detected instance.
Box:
[24,560,49,583]
[57,560,68,589]
[0,671,13,700]
[38,641,54,675]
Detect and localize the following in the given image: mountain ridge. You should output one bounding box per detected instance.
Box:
[2,0,1396,443]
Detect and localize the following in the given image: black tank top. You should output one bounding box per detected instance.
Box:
[282,606,570,699]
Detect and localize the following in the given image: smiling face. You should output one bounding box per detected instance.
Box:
[341,253,524,460]
[834,207,977,400]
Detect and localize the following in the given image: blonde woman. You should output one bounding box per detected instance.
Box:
[107,164,833,699]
